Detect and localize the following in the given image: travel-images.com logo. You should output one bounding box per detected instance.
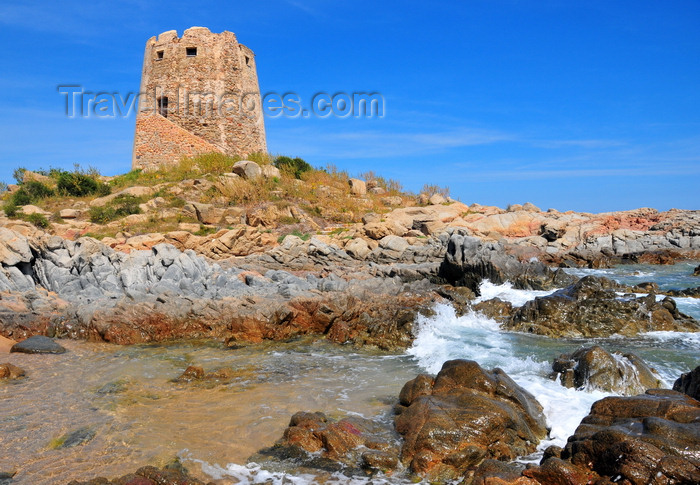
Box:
[58,86,385,119]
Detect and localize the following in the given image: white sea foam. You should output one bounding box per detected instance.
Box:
[185,456,415,484]
[475,280,557,306]
[408,285,615,451]
[642,330,700,348]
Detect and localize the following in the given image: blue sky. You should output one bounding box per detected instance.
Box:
[1,0,698,212]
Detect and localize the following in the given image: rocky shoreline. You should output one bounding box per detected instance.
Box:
[2,209,700,347]
[2,200,700,484]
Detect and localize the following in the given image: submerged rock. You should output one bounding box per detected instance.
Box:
[525,389,700,485]
[0,363,25,380]
[551,345,663,395]
[10,335,66,354]
[50,426,95,449]
[674,365,700,401]
[173,365,236,384]
[394,359,548,481]
[506,275,700,338]
[66,461,213,485]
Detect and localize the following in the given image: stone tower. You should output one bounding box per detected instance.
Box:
[132,27,267,171]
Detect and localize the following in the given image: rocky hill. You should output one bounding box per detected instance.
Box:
[2,155,699,271]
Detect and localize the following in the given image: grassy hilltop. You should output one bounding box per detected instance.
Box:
[0,153,449,243]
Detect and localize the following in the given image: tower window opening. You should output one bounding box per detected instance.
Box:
[245,56,250,66]
[186,47,197,57]
[156,50,164,60]
[157,96,169,117]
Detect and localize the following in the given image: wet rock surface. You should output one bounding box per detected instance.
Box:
[674,365,700,401]
[525,389,700,485]
[467,460,537,485]
[251,411,401,475]
[10,335,66,354]
[505,275,700,338]
[394,359,548,481]
[668,285,700,298]
[551,345,663,395]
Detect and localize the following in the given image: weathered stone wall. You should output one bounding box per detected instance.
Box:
[132,111,224,169]
[132,27,267,171]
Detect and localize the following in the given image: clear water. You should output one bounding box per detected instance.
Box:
[1,264,698,484]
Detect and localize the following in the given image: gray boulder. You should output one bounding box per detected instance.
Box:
[11,336,66,354]
[232,160,262,180]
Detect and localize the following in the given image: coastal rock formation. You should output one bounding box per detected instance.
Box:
[394,360,548,481]
[525,390,700,485]
[253,411,400,474]
[0,227,436,347]
[551,345,663,395]
[505,275,699,338]
[439,234,576,294]
[674,365,700,401]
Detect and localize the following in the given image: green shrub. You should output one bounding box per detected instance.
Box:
[88,194,142,224]
[274,156,312,179]
[3,203,19,218]
[24,180,55,199]
[56,171,110,197]
[88,206,116,224]
[194,225,218,236]
[10,189,32,206]
[291,230,311,241]
[25,213,49,229]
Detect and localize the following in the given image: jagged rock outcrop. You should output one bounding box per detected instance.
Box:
[505,275,700,338]
[525,390,700,485]
[0,227,437,347]
[439,234,576,294]
[674,365,700,401]
[551,345,663,395]
[394,360,548,481]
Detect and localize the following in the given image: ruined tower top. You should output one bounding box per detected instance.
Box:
[132,27,267,171]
